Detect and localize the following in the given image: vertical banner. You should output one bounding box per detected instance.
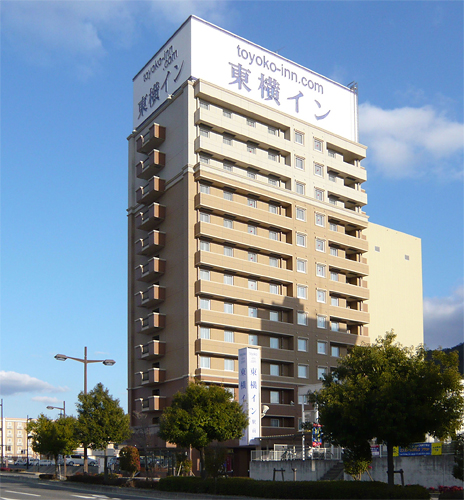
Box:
[238,347,261,446]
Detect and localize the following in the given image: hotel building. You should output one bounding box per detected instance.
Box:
[127,16,423,467]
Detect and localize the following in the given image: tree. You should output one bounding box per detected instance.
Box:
[119,446,140,478]
[310,332,464,486]
[452,433,464,481]
[27,414,79,478]
[76,383,131,478]
[342,442,373,481]
[158,383,248,478]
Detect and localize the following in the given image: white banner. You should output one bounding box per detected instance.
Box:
[238,347,261,446]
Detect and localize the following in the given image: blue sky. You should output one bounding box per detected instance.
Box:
[1,1,463,419]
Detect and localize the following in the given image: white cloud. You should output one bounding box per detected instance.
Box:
[31,396,62,405]
[424,286,464,349]
[359,103,464,179]
[0,371,68,396]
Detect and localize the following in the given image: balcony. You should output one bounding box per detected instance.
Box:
[327,230,368,253]
[136,176,166,205]
[135,312,166,334]
[328,305,369,324]
[135,340,166,360]
[135,257,166,282]
[135,231,166,256]
[135,285,166,308]
[135,368,166,386]
[136,150,166,180]
[136,123,166,154]
[135,203,166,231]
[328,280,370,301]
[137,395,166,412]
[327,255,368,276]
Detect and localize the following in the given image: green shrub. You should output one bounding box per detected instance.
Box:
[67,473,126,487]
[38,473,55,480]
[159,477,429,499]
[133,479,160,489]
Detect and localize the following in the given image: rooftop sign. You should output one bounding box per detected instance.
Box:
[133,16,358,141]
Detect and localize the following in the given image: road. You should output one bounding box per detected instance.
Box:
[0,475,265,500]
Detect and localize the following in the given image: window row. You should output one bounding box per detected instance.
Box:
[199,269,286,295]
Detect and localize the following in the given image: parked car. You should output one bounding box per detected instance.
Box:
[14,459,28,465]
[39,459,54,466]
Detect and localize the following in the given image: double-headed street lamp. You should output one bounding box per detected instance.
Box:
[46,402,66,478]
[54,347,115,472]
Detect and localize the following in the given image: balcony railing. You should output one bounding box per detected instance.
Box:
[136,123,166,154]
[135,257,166,282]
[135,231,166,256]
[135,203,166,231]
[135,285,166,308]
[135,312,166,334]
[136,150,166,180]
[136,176,166,205]
[135,340,166,360]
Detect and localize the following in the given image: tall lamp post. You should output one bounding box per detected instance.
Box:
[47,402,66,479]
[54,347,115,473]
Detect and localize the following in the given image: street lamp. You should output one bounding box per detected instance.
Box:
[46,402,66,479]
[54,347,115,472]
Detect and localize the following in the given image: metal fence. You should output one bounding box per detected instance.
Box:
[251,446,342,462]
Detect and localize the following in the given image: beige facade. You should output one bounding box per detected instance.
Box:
[365,223,423,347]
[128,77,373,438]
[1,417,33,460]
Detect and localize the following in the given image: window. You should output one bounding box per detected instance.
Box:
[199,269,210,280]
[330,246,338,257]
[331,296,339,307]
[297,285,307,299]
[405,255,410,260]
[200,298,211,310]
[224,246,233,257]
[200,240,210,251]
[247,197,257,208]
[297,311,308,326]
[316,239,325,252]
[270,337,279,349]
[328,172,336,182]
[297,259,307,273]
[269,203,279,214]
[295,156,305,170]
[268,126,277,135]
[200,126,210,137]
[249,334,258,345]
[296,207,306,221]
[314,163,323,177]
[270,418,280,427]
[315,188,324,201]
[199,153,210,164]
[296,233,307,247]
[375,246,380,252]
[200,100,209,110]
[329,196,338,205]
[200,356,211,368]
[247,169,257,179]
[224,359,234,371]
[223,161,233,172]
[270,390,280,404]
[268,150,278,161]
[199,183,210,194]
[248,279,257,290]
[247,143,256,154]
[223,133,233,145]
[269,310,279,322]
[330,271,339,282]
[225,387,235,397]
[269,283,279,294]
[316,263,326,277]
[224,302,234,314]
[269,230,279,241]
[200,327,210,339]
[317,289,326,303]
[298,338,308,352]
[224,218,233,229]
[318,367,328,380]
[328,149,336,158]
[331,321,340,332]
[249,306,258,318]
[296,182,305,195]
[315,213,325,227]
[270,364,280,376]
[330,222,338,231]
[317,315,327,329]
[298,364,309,378]
[223,109,232,118]
[295,131,304,144]
[314,138,323,152]
[248,224,257,235]
[248,251,258,262]
[269,256,279,267]
[317,341,327,354]
[247,118,256,127]
[224,329,235,343]
[223,189,233,200]
[331,345,340,357]
[199,212,210,223]
[224,274,234,285]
